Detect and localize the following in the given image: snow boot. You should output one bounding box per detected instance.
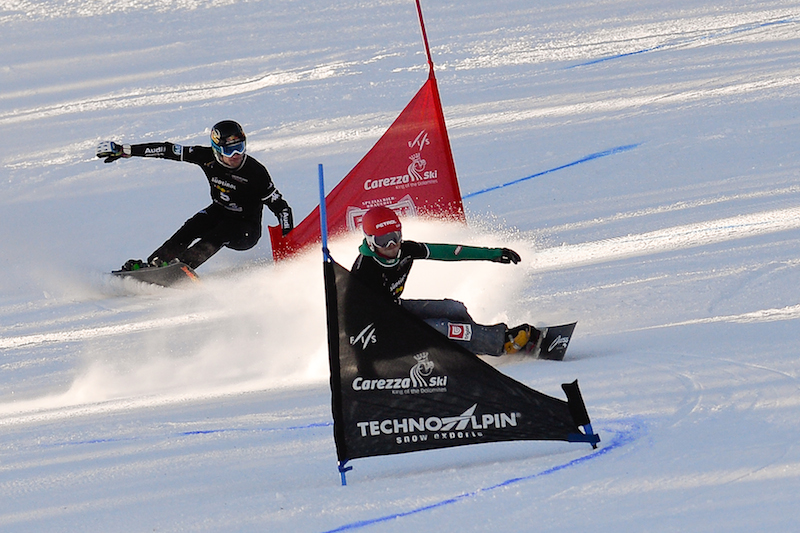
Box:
[148,257,179,268]
[504,324,531,354]
[121,259,147,271]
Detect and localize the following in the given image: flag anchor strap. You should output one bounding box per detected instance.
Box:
[338,460,353,486]
[568,423,601,449]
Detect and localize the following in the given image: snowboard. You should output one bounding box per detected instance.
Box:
[111,262,199,288]
[533,322,577,361]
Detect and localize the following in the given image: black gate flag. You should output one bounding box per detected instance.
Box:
[324,259,600,484]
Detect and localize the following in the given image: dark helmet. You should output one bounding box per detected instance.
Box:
[362,206,402,252]
[210,120,246,166]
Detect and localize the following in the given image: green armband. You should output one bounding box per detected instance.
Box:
[425,243,501,261]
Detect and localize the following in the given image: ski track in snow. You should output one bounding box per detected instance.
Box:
[542,184,800,234]
[0,63,356,127]
[565,15,800,68]
[529,206,800,273]
[0,312,224,351]
[635,303,800,329]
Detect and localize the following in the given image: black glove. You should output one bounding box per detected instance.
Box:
[96,141,130,163]
[495,248,521,264]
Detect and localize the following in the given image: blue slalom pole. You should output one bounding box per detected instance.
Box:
[319,162,350,484]
[318,163,330,262]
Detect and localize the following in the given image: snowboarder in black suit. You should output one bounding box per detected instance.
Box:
[96,120,293,270]
[351,206,544,356]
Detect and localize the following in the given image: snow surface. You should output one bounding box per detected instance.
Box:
[2,0,800,530]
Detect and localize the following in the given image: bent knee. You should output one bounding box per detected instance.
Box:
[226,231,260,251]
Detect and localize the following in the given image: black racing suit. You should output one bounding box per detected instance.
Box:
[351,239,510,356]
[127,143,293,268]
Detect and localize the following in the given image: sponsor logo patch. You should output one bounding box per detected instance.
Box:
[350,323,377,349]
[354,403,521,445]
[447,323,472,341]
[548,335,570,352]
[144,146,166,156]
[349,330,448,395]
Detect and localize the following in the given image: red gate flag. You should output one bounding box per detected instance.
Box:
[268,73,465,260]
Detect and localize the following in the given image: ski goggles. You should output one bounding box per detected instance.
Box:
[214,140,246,157]
[369,230,402,249]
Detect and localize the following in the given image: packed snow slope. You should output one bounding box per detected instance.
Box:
[2,0,800,531]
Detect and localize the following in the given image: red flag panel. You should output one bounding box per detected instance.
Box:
[269,77,465,260]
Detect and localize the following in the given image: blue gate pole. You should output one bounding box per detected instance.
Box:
[318,163,330,262]
[319,162,350,484]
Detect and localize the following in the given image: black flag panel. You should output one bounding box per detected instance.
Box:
[324,260,599,465]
